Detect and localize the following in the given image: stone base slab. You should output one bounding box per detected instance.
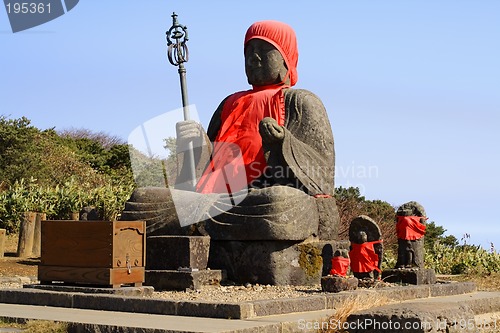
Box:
[0,281,476,320]
[145,270,222,291]
[321,275,358,293]
[24,284,154,296]
[382,268,436,285]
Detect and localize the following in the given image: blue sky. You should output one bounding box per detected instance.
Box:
[1,1,499,248]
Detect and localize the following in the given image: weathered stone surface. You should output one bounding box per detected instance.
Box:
[145,269,222,291]
[348,215,383,280]
[74,294,178,315]
[0,288,73,308]
[396,201,427,269]
[25,284,154,296]
[176,301,252,319]
[382,268,436,285]
[346,291,500,333]
[321,275,358,293]
[430,281,476,297]
[349,215,381,242]
[0,282,489,323]
[204,187,320,241]
[146,235,210,270]
[209,239,348,285]
[251,296,327,317]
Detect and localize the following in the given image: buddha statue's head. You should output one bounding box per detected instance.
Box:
[244,39,289,86]
[243,20,299,88]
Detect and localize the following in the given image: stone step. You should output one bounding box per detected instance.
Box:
[0,282,477,320]
[346,291,500,333]
[1,292,500,333]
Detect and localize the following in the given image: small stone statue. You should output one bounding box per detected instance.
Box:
[329,249,350,277]
[348,216,383,280]
[395,201,427,269]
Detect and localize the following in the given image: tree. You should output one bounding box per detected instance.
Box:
[425,221,459,251]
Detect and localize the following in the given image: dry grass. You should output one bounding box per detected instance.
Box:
[320,293,390,333]
[438,273,500,291]
[0,319,68,332]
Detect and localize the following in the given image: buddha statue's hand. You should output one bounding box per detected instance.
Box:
[259,117,285,143]
[176,120,203,153]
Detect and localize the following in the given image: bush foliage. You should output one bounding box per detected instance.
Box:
[0,115,135,233]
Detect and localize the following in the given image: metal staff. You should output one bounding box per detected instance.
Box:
[167,12,197,190]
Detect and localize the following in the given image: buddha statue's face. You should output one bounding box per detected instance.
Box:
[244,39,289,86]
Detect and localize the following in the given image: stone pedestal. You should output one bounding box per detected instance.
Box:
[382,268,436,285]
[145,236,222,290]
[146,236,210,270]
[209,239,349,285]
[321,275,358,293]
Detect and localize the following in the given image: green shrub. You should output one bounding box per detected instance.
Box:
[425,242,500,275]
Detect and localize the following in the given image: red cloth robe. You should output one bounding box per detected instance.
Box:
[197,20,298,194]
[330,256,350,276]
[196,86,285,193]
[349,241,382,273]
[396,216,427,241]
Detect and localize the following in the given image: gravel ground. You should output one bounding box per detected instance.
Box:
[151,284,323,302]
[0,278,395,303]
[0,278,325,302]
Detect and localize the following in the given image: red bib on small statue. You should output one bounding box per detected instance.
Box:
[330,256,350,276]
[396,216,426,241]
[349,241,381,273]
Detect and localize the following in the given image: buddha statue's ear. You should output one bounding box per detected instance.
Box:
[278,60,291,86]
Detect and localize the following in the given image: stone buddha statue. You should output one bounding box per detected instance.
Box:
[121,20,342,284]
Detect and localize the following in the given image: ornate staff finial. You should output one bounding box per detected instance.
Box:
[167,12,189,66]
[166,12,196,190]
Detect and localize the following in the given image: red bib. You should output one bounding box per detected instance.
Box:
[349,241,382,273]
[197,87,285,193]
[396,216,426,240]
[330,256,350,276]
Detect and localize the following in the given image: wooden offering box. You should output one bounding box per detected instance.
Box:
[38,220,146,288]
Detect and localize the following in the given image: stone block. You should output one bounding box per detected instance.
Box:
[146,235,210,270]
[0,288,73,308]
[209,239,349,285]
[24,284,154,296]
[176,301,252,319]
[321,275,358,293]
[382,268,436,285]
[375,285,430,302]
[72,294,177,315]
[145,269,222,291]
[429,281,476,297]
[251,296,326,317]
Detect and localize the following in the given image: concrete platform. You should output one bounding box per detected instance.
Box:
[1,291,500,332]
[347,291,500,333]
[0,282,477,319]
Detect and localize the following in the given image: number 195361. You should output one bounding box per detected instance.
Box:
[5,2,51,14]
